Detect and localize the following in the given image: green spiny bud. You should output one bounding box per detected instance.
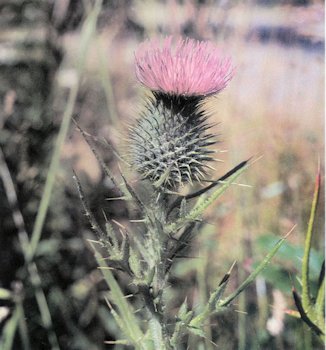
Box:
[129,94,216,190]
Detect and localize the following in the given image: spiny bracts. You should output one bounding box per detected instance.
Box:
[129,94,216,190]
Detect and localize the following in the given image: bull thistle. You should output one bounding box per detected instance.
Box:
[74,36,291,349]
[130,36,233,190]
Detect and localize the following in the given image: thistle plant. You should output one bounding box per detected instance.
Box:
[74,36,290,349]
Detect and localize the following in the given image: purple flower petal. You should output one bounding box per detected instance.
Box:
[135,36,234,97]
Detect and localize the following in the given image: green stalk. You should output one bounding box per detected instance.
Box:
[197,229,213,350]
[238,240,246,350]
[303,324,313,350]
[27,262,59,349]
[27,84,78,260]
[17,300,31,350]
[0,307,19,350]
[315,278,325,329]
[148,317,166,350]
[301,171,320,317]
[142,194,171,350]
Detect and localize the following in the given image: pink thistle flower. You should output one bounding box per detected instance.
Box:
[135,36,234,97]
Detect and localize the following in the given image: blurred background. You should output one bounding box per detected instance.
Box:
[0,0,324,349]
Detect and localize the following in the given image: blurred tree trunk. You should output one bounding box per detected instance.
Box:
[0,0,62,286]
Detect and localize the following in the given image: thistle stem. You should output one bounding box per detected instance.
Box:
[144,190,173,349]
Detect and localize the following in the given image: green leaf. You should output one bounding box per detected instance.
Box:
[120,171,148,214]
[90,243,148,350]
[168,160,249,215]
[167,161,249,233]
[211,267,234,308]
[254,263,295,293]
[129,248,142,278]
[190,262,234,328]
[187,325,206,338]
[104,221,118,248]
[256,234,323,279]
[219,228,294,308]
[178,298,189,319]
[171,299,194,348]
[148,317,164,350]
[302,170,321,316]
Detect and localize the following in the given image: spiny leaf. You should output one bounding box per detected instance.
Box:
[168,159,249,215]
[315,277,325,328]
[131,233,153,267]
[171,298,193,348]
[211,261,236,307]
[73,120,124,195]
[285,309,301,318]
[104,220,118,248]
[167,161,249,233]
[128,247,142,278]
[119,171,147,213]
[187,325,206,338]
[178,298,189,319]
[73,170,106,240]
[166,222,196,273]
[90,243,147,349]
[190,262,235,328]
[302,169,321,313]
[219,227,295,308]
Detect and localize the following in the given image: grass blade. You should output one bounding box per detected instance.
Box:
[17,301,31,350]
[0,307,19,350]
[27,0,102,261]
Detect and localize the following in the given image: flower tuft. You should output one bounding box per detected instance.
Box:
[135,36,234,97]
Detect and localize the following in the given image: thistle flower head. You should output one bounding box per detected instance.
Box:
[135,36,234,97]
[129,94,216,189]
